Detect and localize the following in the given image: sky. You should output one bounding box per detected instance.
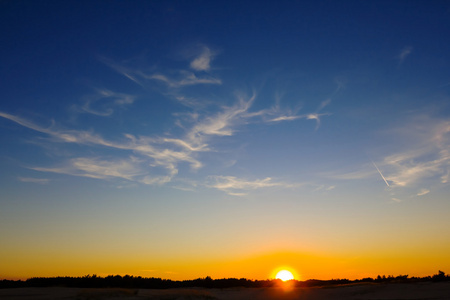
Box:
[1,0,450,281]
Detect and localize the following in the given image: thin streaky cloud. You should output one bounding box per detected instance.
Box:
[32,157,146,181]
[398,46,413,64]
[307,97,333,130]
[33,157,174,186]
[187,93,256,144]
[80,103,113,117]
[207,175,296,195]
[227,192,248,197]
[331,116,450,197]
[269,115,302,122]
[333,77,346,93]
[318,98,331,111]
[312,184,336,192]
[173,96,208,108]
[74,89,135,117]
[147,72,222,88]
[100,54,331,131]
[1,78,334,189]
[417,188,430,196]
[385,157,447,187]
[441,171,449,184]
[3,98,254,182]
[381,117,450,188]
[306,113,330,130]
[162,138,209,152]
[0,111,53,135]
[253,94,305,123]
[102,55,221,89]
[190,47,214,71]
[140,175,173,185]
[17,177,50,184]
[371,160,390,187]
[0,111,113,145]
[0,111,201,182]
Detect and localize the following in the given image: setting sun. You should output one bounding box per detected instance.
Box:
[275,270,295,281]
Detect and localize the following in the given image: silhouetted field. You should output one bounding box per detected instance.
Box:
[1,271,449,299]
[1,271,449,289]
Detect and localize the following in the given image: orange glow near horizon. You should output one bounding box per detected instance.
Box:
[2,248,450,281]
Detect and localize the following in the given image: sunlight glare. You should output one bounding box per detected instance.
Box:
[275,270,294,281]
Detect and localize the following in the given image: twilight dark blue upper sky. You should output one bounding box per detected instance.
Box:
[1,0,450,280]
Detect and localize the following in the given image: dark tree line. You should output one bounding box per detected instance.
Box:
[1,271,449,289]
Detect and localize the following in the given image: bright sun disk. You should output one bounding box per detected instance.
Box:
[275,270,294,281]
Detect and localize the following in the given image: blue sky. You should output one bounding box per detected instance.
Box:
[1,1,450,280]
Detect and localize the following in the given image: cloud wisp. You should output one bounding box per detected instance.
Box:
[206,175,296,196]
[0,92,296,188]
[417,188,430,196]
[0,45,337,193]
[266,98,331,129]
[147,72,222,88]
[328,114,450,198]
[17,177,50,184]
[73,89,135,117]
[0,111,200,184]
[190,47,214,71]
[32,157,144,180]
[0,88,322,190]
[381,117,450,189]
[101,51,222,92]
[398,46,413,64]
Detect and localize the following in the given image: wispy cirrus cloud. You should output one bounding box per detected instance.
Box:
[417,188,430,196]
[267,97,331,129]
[101,51,222,92]
[306,99,332,130]
[263,95,302,123]
[306,113,331,130]
[381,117,450,189]
[100,48,334,132]
[73,89,135,116]
[187,93,256,143]
[0,45,336,191]
[312,184,336,192]
[328,114,450,198]
[1,92,274,186]
[190,46,214,71]
[32,157,145,181]
[0,83,332,188]
[268,115,301,122]
[0,111,200,184]
[398,46,413,64]
[148,71,222,88]
[206,175,296,196]
[31,156,174,185]
[17,177,50,184]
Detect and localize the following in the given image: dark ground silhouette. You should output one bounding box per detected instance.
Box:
[1,271,449,289]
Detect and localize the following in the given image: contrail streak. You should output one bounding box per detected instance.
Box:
[371,160,390,187]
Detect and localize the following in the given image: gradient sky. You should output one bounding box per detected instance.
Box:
[1,0,450,281]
